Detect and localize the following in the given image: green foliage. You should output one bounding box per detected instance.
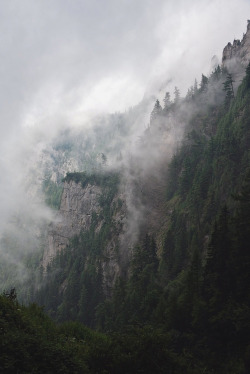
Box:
[0,293,89,373]
[43,178,63,209]
[63,170,119,190]
[0,291,197,373]
[34,172,120,327]
[245,62,250,89]
[223,73,235,108]
[11,51,250,373]
[93,67,250,373]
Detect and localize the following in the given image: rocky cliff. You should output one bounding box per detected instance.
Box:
[42,173,131,293]
[43,181,102,268]
[222,21,250,78]
[39,22,250,303]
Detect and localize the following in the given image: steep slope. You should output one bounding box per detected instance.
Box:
[91,57,250,374]
[34,35,234,318]
[27,61,250,372]
[14,21,250,373]
[222,20,250,68]
[43,179,104,268]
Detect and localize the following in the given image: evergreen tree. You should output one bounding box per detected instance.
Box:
[173,86,180,104]
[210,65,222,82]
[150,99,162,124]
[193,78,198,95]
[245,62,250,89]
[199,74,208,93]
[185,86,194,101]
[163,91,171,112]
[223,73,235,107]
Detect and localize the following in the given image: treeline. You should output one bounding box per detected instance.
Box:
[32,171,122,327]
[93,65,250,372]
[6,63,250,372]
[3,187,250,372]
[97,187,250,372]
[2,291,187,373]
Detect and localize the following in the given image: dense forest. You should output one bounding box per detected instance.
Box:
[2,57,250,373]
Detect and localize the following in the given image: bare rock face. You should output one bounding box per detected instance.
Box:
[43,181,102,268]
[222,40,241,63]
[42,178,130,294]
[222,21,250,69]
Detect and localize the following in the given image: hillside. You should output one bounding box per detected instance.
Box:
[2,21,250,374]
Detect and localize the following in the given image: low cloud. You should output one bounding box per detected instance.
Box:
[0,0,249,288]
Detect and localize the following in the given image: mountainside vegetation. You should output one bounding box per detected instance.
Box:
[34,171,122,326]
[2,53,250,373]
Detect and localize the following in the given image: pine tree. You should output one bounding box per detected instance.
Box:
[163,92,171,112]
[245,62,250,89]
[223,73,235,107]
[194,78,198,95]
[210,65,222,82]
[199,74,208,93]
[150,99,162,124]
[174,86,180,104]
[185,87,194,101]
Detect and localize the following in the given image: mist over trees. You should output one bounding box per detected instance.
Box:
[1,60,248,373]
[2,11,250,374]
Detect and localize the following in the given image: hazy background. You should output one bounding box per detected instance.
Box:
[0,0,250,260]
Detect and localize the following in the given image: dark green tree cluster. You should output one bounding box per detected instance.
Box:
[223,73,235,108]
[5,59,250,373]
[93,64,250,373]
[148,64,229,142]
[0,290,195,373]
[33,172,121,328]
[42,178,63,210]
[96,235,160,329]
[0,291,88,372]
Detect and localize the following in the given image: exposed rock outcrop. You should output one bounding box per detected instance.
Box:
[222,39,242,65]
[222,22,250,75]
[42,177,130,294]
[42,181,102,268]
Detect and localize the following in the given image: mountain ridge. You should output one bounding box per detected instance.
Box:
[3,21,250,374]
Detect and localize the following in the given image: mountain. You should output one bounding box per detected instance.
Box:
[2,22,250,374]
[222,20,250,68]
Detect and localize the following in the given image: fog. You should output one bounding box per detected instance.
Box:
[1,0,249,127]
[0,0,249,289]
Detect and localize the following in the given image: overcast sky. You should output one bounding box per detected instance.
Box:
[0,0,249,261]
[0,0,250,134]
[0,1,249,207]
